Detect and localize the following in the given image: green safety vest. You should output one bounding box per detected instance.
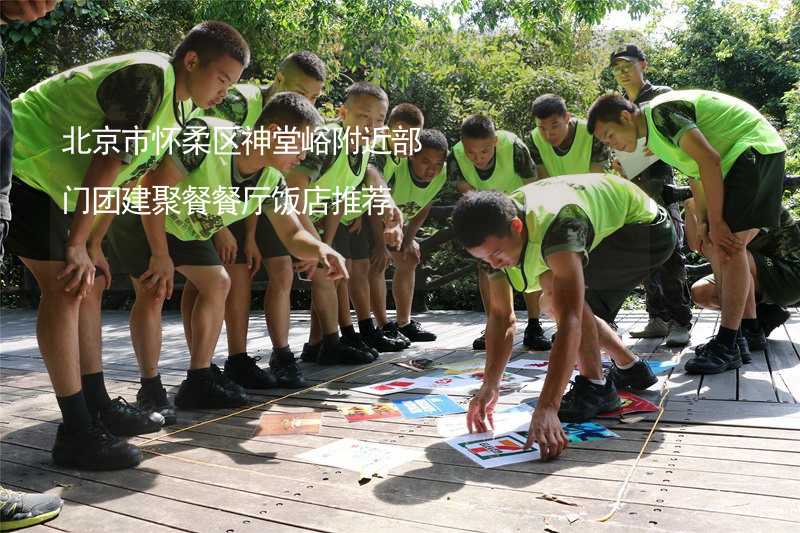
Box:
[309,124,370,223]
[201,82,263,128]
[452,130,525,193]
[390,158,446,221]
[164,117,284,241]
[643,90,786,180]
[530,118,593,176]
[373,136,400,182]
[12,51,190,211]
[503,173,659,293]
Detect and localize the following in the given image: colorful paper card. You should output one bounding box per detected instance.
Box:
[392,394,466,419]
[436,403,532,438]
[352,378,421,396]
[413,373,483,391]
[645,359,678,374]
[561,422,619,442]
[296,438,420,475]
[505,359,551,371]
[340,403,402,422]
[253,412,321,436]
[597,391,659,418]
[447,431,540,468]
[434,358,487,374]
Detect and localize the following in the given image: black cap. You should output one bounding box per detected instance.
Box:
[610,44,646,65]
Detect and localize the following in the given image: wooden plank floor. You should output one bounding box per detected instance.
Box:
[2,308,800,532]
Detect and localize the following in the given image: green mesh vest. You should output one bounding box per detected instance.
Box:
[530,118,593,176]
[452,130,525,193]
[390,159,446,221]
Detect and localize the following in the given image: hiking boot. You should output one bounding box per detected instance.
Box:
[136,384,177,426]
[0,486,63,531]
[269,350,307,389]
[558,376,622,423]
[223,353,278,389]
[630,317,669,339]
[301,342,321,363]
[318,339,376,365]
[382,321,413,346]
[174,372,249,409]
[396,320,437,342]
[210,363,247,396]
[685,340,742,375]
[52,423,141,470]
[97,396,164,437]
[606,360,658,391]
[757,302,791,338]
[523,321,552,351]
[665,321,691,347]
[473,331,486,350]
[736,333,752,364]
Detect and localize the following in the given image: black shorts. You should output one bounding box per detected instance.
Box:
[723,148,785,232]
[107,212,221,278]
[228,215,289,263]
[584,207,676,323]
[329,216,372,260]
[5,177,73,261]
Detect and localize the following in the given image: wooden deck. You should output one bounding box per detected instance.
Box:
[2,307,800,532]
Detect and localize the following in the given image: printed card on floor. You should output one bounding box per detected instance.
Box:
[254,412,321,436]
[645,359,678,374]
[413,373,483,391]
[352,378,421,396]
[436,403,532,438]
[561,422,619,442]
[447,431,540,468]
[505,359,551,371]
[340,403,402,422]
[435,358,487,375]
[296,438,420,476]
[598,391,659,418]
[392,394,465,419]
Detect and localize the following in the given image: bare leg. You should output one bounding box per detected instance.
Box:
[524,290,541,320]
[716,229,759,330]
[223,263,252,355]
[177,265,231,369]
[575,302,604,380]
[391,250,418,326]
[264,256,293,349]
[348,258,371,321]
[77,275,105,376]
[130,275,167,379]
[181,281,198,350]
[370,256,389,326]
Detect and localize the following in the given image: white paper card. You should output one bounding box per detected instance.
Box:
[613,137,660,179]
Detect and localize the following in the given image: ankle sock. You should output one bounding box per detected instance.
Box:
[322,333,340,351]
[140,374,163,392]
[741,318,760,334]
[187,367,212,382]
[57,391,93,433]
[81,372,111,416]
[341,324,357,338]
[358,318,376,336]
[588,377,607,386]
[616,355,640,370]
[715,327,738,350]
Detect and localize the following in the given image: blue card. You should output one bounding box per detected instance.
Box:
[646,360,678,374]
[562,422,618,442]
[393,394,466,419]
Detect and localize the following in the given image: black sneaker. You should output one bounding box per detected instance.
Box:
[363,328,406,352]
[685,340,742,375]
[341,332,380,358]
[301,342,321,363]
[473,331,486,350]
[744,328,767,352]
[210,363,247,396]
[223,353,278,389]
[606,360,657,391]
[523,322,552,350]
[52,423,141,470]
[558,376,622,423]
[318,339,377,365]
[174,372,249,409]
[757,302,791,338]
[397,320,437,342]
[136,385,177,426]
[381,321,412,346]
[269,351,307,389]
[737,333,752,364]
[97,397,164,437]
[0,486,63,530]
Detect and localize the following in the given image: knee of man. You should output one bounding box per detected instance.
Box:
[268,258,294,287]
[690,281,714,308]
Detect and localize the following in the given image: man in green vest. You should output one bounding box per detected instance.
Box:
[193,51,328,392]
[609,44,693,348]
[108,92,349,421]
[454,174,672,460]
[369,129,449,343]
[687,198,800,351]
[5,21,249,471]
[588,91,787,374]
[449,114,551,352]
[370,103,429,342]
[528,93,609,177]
[284,81,405,362]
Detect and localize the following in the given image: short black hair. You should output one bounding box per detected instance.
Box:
[586,92,637,134]
[279,51,326,82]
[388,103,424,128]
[344,81,388,105]
[255,91,322,130]
[532,94,568,120]
[416,129,448,156]
[460,113,496,140]
[452,191,517,249]
[173,21,250,67]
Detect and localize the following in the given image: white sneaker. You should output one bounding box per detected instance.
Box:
[665,321,691,346]
[630,317,670,338]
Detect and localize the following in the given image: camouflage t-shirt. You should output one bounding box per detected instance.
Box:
[294,124,376,182]
[540,204,595,265]
[527,118,610,168]
[447,136,537,184]
[204,84,273,126]
[748,207,800,265]
[650,100,699,147]
[95,63,181,164]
